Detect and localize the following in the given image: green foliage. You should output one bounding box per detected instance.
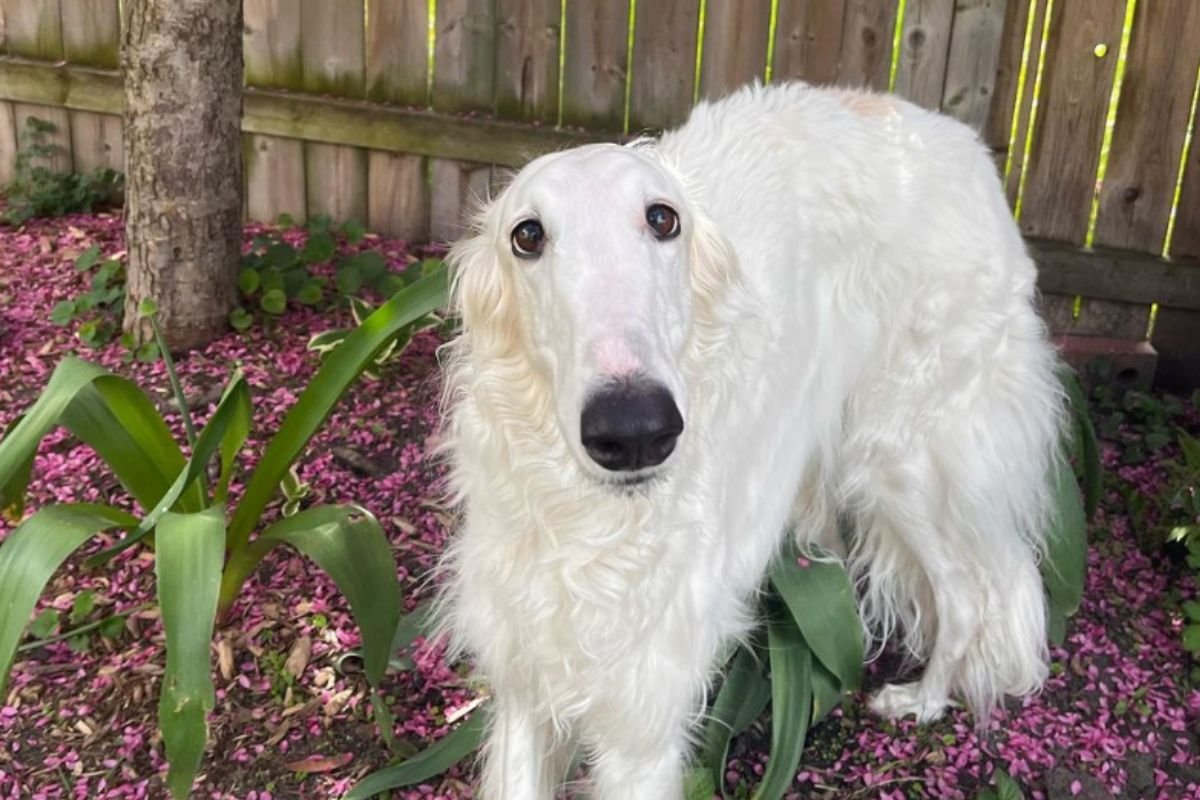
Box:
[50,245,159,359]
[231,214,427,331]
[0,271,449,798]
[976,769,1025,800]
[2,116,123,226]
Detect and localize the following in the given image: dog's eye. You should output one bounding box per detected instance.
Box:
[511,219,546,258]
[646,204,680,240]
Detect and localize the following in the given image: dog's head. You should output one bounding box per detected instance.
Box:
[448,142,739,487]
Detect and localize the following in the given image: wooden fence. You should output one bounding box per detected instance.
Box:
[1,1,1199,385]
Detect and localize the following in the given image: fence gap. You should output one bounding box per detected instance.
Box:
[1163,60,1200,259]
[1012,0,1055,223]
[763,0,780,83]
[692,0,708,106]
[887,0,908,92]
[427,0,438,106]
[1003,0,1041,184]
[1084,0,1139,249]
[622,0,638,134]
[556,0,568,127]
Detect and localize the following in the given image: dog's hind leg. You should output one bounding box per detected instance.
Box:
[479,701,569,800]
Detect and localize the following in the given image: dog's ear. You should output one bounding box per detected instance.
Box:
[687,204,741,320]
[448,215,522,357]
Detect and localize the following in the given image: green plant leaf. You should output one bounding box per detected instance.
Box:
[224,268,449,558]
[229,307,254,332]
[238,267,261,295]
[216,373,253,503]
[753,608,813,800]
[303,231,336,264]
[135,342,160,364]
[1043,457,1087,640]
[0,358,193,517]
[70,589,96,625]
[155,506,224,800]
[1183,624,1200,653]
[296,280,324,306]
[1178,429,1200,472]
[95,374,250,558]
[335,263,364,295]
[49,300,76,326]
[28,608,59,640]
[685,767,718,800]
[345,251,387,283]
[307,329,349,353]
[260,288,287,315]
[809,658,841,724]
[698,645,769,794]
[340,219,367,244]
[265,242,298,271]
[768,547,863,691]
[0,504,136,696]
[343,711,488,800]
[1061,368,1101,517]
[74,244,102,271]
[253,505,400,688]
[138,298,158,317]
[993,768,1025,800]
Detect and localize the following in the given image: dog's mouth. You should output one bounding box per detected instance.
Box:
[594,469,665,497]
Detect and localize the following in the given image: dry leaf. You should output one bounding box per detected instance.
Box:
[284,752,353,773]
[284,635,312,679]
[216,638,234,681]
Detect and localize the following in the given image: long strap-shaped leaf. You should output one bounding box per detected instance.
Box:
[156,506,225,800]
[698,646,771,796]
[343,710,488,800]
[768,548,863,691]
[225,505,401,689]
[0,356,198,517]
[1060,367,1101,517]
[226,269,448,554]
[753,609,813,800]
[88,375,251,565]
[1043,456,1088,645]
[0,503,137,696]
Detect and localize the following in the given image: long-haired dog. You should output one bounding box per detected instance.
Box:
[436,82,1065,799]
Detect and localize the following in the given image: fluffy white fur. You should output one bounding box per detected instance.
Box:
[437,82,1065,799]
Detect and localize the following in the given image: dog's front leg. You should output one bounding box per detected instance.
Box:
[479,700,566,800]
[588,741,685,800]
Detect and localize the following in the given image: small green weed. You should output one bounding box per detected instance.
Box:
[2,117,123,226]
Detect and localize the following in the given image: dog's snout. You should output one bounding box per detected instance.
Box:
[580,381,683,472]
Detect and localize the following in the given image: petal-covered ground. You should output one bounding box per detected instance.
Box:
[0,214,1197,799]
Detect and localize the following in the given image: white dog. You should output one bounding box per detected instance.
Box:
[436,82,1064,799]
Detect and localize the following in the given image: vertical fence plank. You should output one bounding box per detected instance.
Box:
[300,0,366,97]
[0,102,17,185]
[366,0,430,106]
[61,0,120,68]
[300,0,368,223]
[495,0,561,122]
[1094,1,1200,253]
[838,0,900,90]
[434,0,499,113]
[1170,72,1200,259]
[305,143,368,223]
[771,0,847,86]
[560,0,629,130]
[628,0,702,132]
[1016,0,1125,243]
[244,0,303,90]
[69,111,123,174]
[13,103,72,173]
[430,157,473,242]
[940,0,1008,132]
[698,0,771,100]
[245,134,306,224]
[1,0,64,60]
[368,151,430,240]
[891,0,954,110]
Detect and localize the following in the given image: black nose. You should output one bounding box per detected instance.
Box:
[580,381,684,472]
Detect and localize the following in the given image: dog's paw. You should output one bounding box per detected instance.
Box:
[868,682,951,722]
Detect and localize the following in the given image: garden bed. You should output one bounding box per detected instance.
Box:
[0,214,1197,799]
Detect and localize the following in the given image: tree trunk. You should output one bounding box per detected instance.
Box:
[122,0,243,351]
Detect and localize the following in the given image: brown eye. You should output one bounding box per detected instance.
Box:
[511,219,546,258]
[646,204,680,240]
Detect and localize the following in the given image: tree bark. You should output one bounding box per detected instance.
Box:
[122,0,243,351]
